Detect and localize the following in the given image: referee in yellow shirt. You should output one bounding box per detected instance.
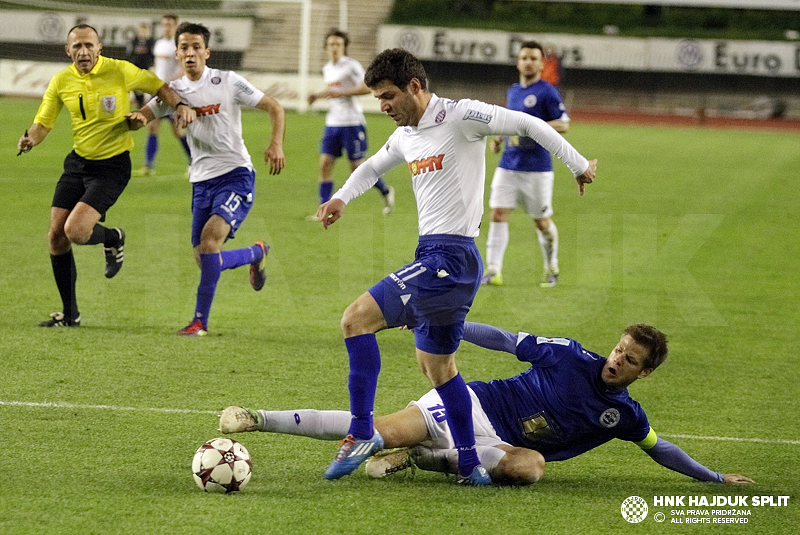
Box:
[17,24,196,327]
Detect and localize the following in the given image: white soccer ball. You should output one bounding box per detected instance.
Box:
[192,437,252,493]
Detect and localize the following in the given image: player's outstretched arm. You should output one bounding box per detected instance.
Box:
[154,83,196,128]
[255,94,286,175]
[462,322,517,354]
[642,436,754,484]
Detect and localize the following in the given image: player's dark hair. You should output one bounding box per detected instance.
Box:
[518,40,544,55]
[67,24,99,39]
[326,29,349,51]
[175,22,211,47]
[624,324,668,370]
[365,48,427,91]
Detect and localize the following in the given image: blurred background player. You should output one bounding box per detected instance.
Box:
[135,14,193,176]
[483,41,571,288]
[126,22,155,108]
[220,321,753,487]
[17,24,194,327]
[130,22,285,336]
[307,30,394,216]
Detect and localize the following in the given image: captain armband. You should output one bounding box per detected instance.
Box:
[635,427,658,450]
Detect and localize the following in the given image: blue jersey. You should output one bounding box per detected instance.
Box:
[497,80,567,173]
[469,334,650,462]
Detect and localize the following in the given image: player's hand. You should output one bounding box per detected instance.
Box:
[315,198,346,229]
[173,104,196,129]
[264,143,285,175]
[575,158,597,196]
[723,473,754,484]
[125,112,148,131]
[489,136,504,154]
[17,132,34,154]
[307,93,318,105]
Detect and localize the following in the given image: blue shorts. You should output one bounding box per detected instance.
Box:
[320,125,367,161]
[368,235,483,355]
[190,167,255,247]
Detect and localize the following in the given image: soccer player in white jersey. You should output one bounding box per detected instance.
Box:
[219,321,753,486]
[307,30,394,215]
[130,22,286,336]
[483,41,571,288]
[136,14,193,177]
[314,48,597,485]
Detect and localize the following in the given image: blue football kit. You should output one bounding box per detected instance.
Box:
[498,80,567,173]
[469,333,651,462]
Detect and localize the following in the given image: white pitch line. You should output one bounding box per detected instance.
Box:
[0,400,218,415]
[662,433,800,446]
[2,400,798,445]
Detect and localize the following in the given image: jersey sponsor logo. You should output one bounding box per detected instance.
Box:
[234,80,255,95]
[462,108,492,124]
[408,154,445,177]
[211,76,221,85]
[523,94,538,108]
[101,96,116,113]
[536,336,570,346]
[521,412,554,440]
[195,103,222,117]
[435,110,446,123]
[599,408,621,428]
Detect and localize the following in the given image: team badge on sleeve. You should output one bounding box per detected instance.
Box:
[599,408,621,428]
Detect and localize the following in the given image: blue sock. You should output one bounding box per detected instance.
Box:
[146,134,158,168]
[373,178,389,196]
[436,373,480,476]
[344,334,381,439]
[220,244,261,271]
[319,181,334,204]
[180,136,192,163]
[194,253,221,327]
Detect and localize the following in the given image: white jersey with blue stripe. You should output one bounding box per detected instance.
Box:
[468,333,651,462]
[332,94,589,237]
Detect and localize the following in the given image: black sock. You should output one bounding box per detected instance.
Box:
[51,250,79,318]
[86,224,120,247]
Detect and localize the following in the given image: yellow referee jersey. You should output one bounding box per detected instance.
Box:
[34,55,164,160]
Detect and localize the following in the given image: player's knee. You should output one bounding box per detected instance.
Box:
[63,220,90,245]
[340,302,369,337]
[534,217,551,231]
[490,208,510,223]
[47,227,70,254]
[496,449,545,485]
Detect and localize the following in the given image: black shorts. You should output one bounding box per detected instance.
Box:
[52,151,131,218]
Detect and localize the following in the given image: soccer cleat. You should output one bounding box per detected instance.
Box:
[539,269,559,288]
[39,312,81,327]
[365,448,416,479]
[480,270,503,286]
[324,430,384,480]
[249,241,270,291]
[104,228,125,279]
[219,406,261,433]
[457,464,492,486]
[177,319,207,337]
[382,185,396,216]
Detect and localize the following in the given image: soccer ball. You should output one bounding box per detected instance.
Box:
[192,437,252,493]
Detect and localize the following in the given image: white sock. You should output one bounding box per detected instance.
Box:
[257,409,351,440]
[410,445,506,474]
[485,221,509,274]
[536,223,559,273]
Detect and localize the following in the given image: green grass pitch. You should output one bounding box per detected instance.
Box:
[0,96,798,534]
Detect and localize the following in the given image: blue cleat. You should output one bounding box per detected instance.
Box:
[324,431,384,480]
[457,464,492,486]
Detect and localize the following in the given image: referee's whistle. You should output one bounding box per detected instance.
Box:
[17,130,28,156]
